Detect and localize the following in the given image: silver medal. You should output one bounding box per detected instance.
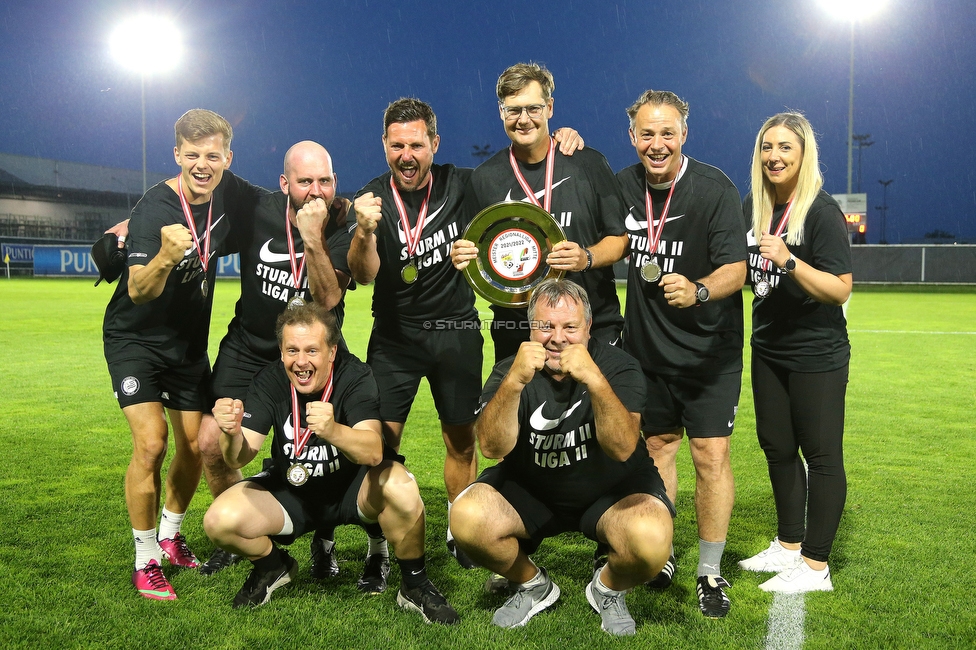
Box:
[755,277,771,299]
[287,295,306,310]
[640,258,662,283]
[401,261,419,284]
[200,278,208,298]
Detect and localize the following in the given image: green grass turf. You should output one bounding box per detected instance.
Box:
[0,278,974,648]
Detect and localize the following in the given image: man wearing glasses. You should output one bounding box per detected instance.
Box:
[451,62,629,364]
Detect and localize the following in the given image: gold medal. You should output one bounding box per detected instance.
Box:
[401,261,419,284]
[286,463,310,487]
[640,258,662,283]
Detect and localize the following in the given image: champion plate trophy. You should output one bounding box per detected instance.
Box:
[461,201,566,307]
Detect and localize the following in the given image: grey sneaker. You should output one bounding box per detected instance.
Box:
[492,567,560,628]
[484,573,516,596]
[586,576,636,636]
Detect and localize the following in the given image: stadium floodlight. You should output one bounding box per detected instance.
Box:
[109,16,182,193]
[818,0,887,194]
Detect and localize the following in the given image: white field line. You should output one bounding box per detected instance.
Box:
[765,592,805,650]
[849,329,976,335]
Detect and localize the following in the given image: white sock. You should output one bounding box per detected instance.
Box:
[521,567,545,588]
[133,527,161,569]
[158,507,185,541]
[595,569,623,595]
[368,535,388,557]
[446,500,455,542]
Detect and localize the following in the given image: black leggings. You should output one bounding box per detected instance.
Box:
[751,355,848,563]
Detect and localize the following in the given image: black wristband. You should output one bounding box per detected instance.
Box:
[583,248,593,271]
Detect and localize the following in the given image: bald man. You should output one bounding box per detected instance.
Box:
[196,141,359,575]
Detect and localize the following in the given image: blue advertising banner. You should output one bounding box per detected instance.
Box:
[32,245,241,278]
[1,243,35,263]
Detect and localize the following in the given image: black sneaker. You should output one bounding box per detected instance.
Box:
[446,539,477,570]
[309,536,339,580]
[397,580,461,625]
[199,548,242,576]
[646,554,676,589]
[697,575,731,619]
[232,550,298,609]
[356,554,390,594]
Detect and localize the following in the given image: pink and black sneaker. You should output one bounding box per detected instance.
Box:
[159,533,200,569]
[132,559,177,600]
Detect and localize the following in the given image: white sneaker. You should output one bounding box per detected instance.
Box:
[738,538,802,572]
[759,561,833,593]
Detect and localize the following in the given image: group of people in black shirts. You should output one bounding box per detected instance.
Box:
[100,61,852,636]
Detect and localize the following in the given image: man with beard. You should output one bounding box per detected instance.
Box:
[204,303,459,624]
[618,90,746,618]
[349,97,583,569]
[196,141,393,588]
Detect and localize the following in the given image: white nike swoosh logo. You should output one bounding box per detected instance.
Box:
[184,213,226,257]
[396,197,448,243]
[504,176,571,204]
[728,419,735,428]
[624,210,685,231]
[259,239,305,264]
[529,399,583,431]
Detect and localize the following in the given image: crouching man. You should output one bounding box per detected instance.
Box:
[203,303,458,625]
[450,279,673,636]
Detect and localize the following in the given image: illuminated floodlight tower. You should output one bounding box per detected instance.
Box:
[818,0,886,194]
[109,16,181,193]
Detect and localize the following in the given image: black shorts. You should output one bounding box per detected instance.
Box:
[245,464,369,546]
[641,370,742,438]
[475,461,674,555]
[367,324,483,425]
[105,342,210,411]
[211,336,275,404]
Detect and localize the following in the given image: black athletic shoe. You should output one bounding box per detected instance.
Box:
[356,554,390,594]
[446,539,477,570]
[646,554,676,589]
[309,536,339,580]
[232,551,298,609]
[397,580,461,625]
[697,575,732,619]
[199,548,242,576]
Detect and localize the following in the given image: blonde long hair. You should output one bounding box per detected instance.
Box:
[750,112,822,245]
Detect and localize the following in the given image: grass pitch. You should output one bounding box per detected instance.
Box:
[0,279,974,649]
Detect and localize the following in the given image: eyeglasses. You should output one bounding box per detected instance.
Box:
[500,103,547,120]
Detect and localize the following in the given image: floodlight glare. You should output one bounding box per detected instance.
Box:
[818,0,886,22]
[109,15,181,73]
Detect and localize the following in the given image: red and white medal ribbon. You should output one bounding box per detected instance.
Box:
[509,137,555,213]
[644,169,680,259]
[760,198,795,273]
[289,365,335,460]
[284,201,306,290]
[389,172,434,261]
[176,175,213,275]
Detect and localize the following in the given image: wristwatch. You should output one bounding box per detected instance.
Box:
[783,254,797,273]
[694,281,710,305]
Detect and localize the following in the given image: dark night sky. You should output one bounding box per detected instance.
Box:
[2,0,974,242]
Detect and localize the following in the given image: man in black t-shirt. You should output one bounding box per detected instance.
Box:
[204,304,458,624]
[348,98,483,569]
[103,109,265,600]
[451,63,628,363]
[450,280,673,637]
[618,90,747,618]
[195,141,369,577]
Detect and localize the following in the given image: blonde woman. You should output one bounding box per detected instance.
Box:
[739,112,852,593]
